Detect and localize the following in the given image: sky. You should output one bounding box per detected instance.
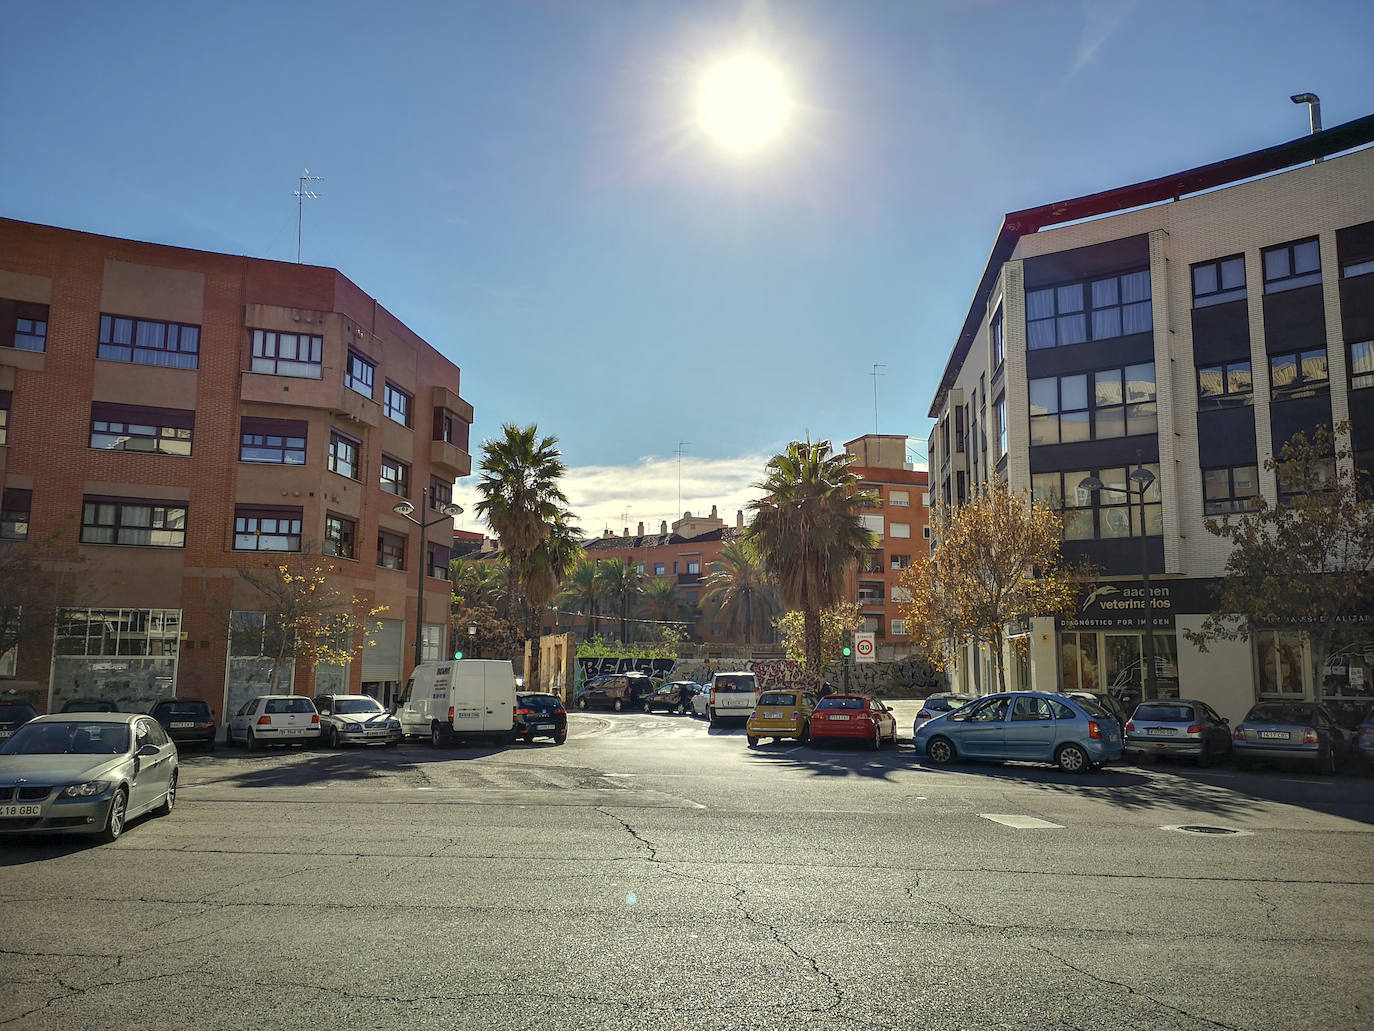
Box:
[4,0,1373,537]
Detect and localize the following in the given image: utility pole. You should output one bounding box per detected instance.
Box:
[871,364,887,434]
[295,169,323,263]
[675,441,691,520]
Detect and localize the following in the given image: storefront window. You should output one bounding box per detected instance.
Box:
[1256,630,1305,696]
[1315,627,1374,727]
[1060,631,1100,691]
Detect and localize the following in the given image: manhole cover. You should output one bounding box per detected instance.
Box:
[1162,824,1253,837]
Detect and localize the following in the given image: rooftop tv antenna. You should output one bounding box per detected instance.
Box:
[871,363,887,433]
[675,441,692,520]
[295,169,323,263]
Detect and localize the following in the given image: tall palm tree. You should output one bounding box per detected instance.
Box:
[638,578,695,640]
[557,559,604,641]
[451,558,509,613]
[702,539,781,645]
[473,424,569,630]
[595,558,644,644]
[523,512,583,688]
[745,439,877,672]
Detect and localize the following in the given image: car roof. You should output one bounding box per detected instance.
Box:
[517,691,559,699]
[32,712,143,724]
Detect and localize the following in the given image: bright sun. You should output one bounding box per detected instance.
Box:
[696,55,792,154]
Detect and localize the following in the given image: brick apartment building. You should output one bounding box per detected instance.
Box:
[843,434,931,660]
[0,219,473,717]
[927,115,1374,723]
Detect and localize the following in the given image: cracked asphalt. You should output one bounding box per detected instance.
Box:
[3,703,1373,1030]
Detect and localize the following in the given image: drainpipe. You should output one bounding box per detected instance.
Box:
[1291,93,1322,161]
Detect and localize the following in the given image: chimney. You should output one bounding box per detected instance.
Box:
[623,527,630,538]
[710,505,718,519]
[736,509,744,529]
[660,520,667,535]
[603,529,613,538]
[637,521,644,537]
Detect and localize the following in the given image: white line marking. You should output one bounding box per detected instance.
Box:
[979,814,1064,829]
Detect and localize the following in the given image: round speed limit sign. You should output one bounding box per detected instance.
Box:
[855,638,873,657]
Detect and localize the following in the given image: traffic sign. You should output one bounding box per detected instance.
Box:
[854,632,876,663]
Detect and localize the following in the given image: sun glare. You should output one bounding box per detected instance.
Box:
[696,55,792,154]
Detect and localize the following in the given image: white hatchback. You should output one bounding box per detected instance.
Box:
[228,695,321,751]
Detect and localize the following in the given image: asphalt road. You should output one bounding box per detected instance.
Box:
[3,702,1373,1031]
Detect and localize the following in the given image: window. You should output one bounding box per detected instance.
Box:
[1030,364,1156,444]
[98,314,199,369]
[82,497,187,548]
[891,554,912,570]
[1270,348,1328,392]
[240,418,306,465]
[55,608,181,658]
[994,394,1007,457]
[345,350,375,397]
[1192,256,1246,307]
[1263,238,1321,293]
[377,529,406,570]
[324,514,356,560]
[1344,257,1374,279]
[860,513,884,537]
[233,506,301,551]
[923,526,931,540]
[0,390,9,446]
[1198,360,1253,402]
[1202,465,1260,516]
[427,543,450,579]
[1032,465,1162,540]
[1278,455,1337,506]
[380,454,410,497]
[2,489,30,540]
[89,403,193,457]
[890,490,909,507]
[328,431,361,480]
[384,382,412,426]
[687,560,700,575]
[429,476,453,508]
[635,563,644,573]
[250,330,322,378]
[4,299,48,352]
[1349,341,1374,391]
[1256,630,1305,695]
[889,522,911,539]
[990,307,1004,370]
[891,619,908,636]
[654,563,665,576]
[1027,270,1151,349]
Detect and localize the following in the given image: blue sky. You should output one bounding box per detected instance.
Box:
[4,0,1372,535]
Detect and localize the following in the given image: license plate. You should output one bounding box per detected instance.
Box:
[456,712,479,720]
[0,804,42,818]
[1260,731,1289,740]
[1148,727,1176,736]
[765,711,782,719]
[285,728,310,735]
[170,722,194,729]
[829,714,850,721]
[0,730,10,739]
[536,723,555,730]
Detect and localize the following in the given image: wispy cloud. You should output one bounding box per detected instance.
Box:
[1068,0,1137,80]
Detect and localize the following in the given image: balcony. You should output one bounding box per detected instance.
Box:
[240,371,380,427]
[430,438,472,478]
[677,572,702,587]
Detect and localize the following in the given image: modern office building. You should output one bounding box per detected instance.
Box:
[927,115,1374,722]
[0,218,473,716]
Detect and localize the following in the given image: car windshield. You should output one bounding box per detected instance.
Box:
[1247,703,1317,724]
[1135,704,1194,722]
[758,693,796,706]
[519,694,562,713]
[816,697,863,710]
[154,702,210,717]
[62,700,116,712]
[715,675,755,692]
[2,721,130,755]
[336,698,385,714]
[265,698,316,714]
[925,699,957,712]
[1073,697,1112,719]
[0,704,37,722]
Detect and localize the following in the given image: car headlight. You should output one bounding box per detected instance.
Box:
[60,780,112,798]
[341,724,362,733]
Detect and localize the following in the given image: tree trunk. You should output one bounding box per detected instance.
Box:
[992,626,1007,693]
[803,606,822,673]
[526,608,542,691]
[743,592,753,645]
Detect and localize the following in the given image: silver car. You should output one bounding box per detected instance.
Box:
[0,712,179,843]
[314,694,401,748]
[912,693,976,736]
[228,694,322,750]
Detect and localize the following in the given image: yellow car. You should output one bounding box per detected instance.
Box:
[746,689,818,746]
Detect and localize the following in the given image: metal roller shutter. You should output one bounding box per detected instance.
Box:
[362,618,404,682]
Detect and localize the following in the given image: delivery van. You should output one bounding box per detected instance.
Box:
[395,659,517,747]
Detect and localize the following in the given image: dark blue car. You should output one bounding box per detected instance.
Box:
[912,691,1123,773]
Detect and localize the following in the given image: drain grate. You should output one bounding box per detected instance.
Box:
[1163,824,1253,837]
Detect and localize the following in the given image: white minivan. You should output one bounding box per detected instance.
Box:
[707,671,759,724]
[395,660,517,747]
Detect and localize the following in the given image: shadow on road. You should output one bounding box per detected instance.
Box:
[183,740,531,789]
[744,739,906,781]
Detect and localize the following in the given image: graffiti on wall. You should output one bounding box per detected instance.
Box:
[577,657,676,683]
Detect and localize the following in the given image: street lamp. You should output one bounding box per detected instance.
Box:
[392,488,463,669]
[1079,460,1159,699]
[468,623,477,660]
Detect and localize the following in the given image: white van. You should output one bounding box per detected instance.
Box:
[707,671,759,724]
[395,660,517,747]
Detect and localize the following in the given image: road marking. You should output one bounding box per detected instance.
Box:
[979,814,1064,829]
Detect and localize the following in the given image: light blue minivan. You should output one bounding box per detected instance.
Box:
[912,691,1123,773]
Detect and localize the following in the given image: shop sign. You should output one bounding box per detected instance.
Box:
[1064,581,1182,630]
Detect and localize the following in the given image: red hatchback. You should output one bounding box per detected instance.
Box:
[809,694,898,750]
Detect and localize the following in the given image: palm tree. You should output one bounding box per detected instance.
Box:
[451,558,509,613]
[595,558,644,644]
[558,559,604,641]
[745,439,877,672]
[638,578,695,640]
[473,424,569,630]
[522,512,583,688]
[702,539,781,644]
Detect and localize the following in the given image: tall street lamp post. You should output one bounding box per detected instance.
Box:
[1079,461,1159,700]
[393,488,464,669]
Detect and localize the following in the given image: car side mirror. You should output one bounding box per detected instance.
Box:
[138,744,160,757]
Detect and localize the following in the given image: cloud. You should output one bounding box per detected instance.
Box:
[451,452,771,541]
[1068,0,1137,79]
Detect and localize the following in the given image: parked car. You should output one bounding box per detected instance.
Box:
[149,698,217,751]
[60,698,120,713]
[514,692,567,745]
[0,712,178,843]
[1232,701,1350,775]
[912,693,976,735]
[642,681,697,714]
[314,694,401,748]
[690,683,712,718]
[396,660,517,747]
[1356,709,1374,772]
[1124,698,1232,766]
[746,689,817,746]
[1063,691,1131,729]
[913,691,1123,773]
[576,673,656,712]
[809,694,898,750]
[227,695,321,750]
[706,671,759,724]
[0,702,38,743]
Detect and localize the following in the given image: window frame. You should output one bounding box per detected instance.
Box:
[1029,363,1157,445]
[81,496,187,549]
[232,506,302,552]
[345,350,376,398]
[1032,465,1162,541]
[427,542,451,580]
[328,430,362,481]
[990,307,1004,371]
[97,313,200,370]
[377,528,407,571]
[1197,359,1254,404]
[429,476,453,508]
[383,382,413,427]
[6,300,49,352]
[1202,465,1261,517]
[380,454,411,498]
[1349,340,1374,392]
[240,418,307,465]
[1,488,31,541]
[250,329,323,379]
[89,403,194,457]
[324,513,357,560]
[1026,268,1152,350]
[0,390,10,447]
[1269,347,1329,394]
[1191,255,1247,308]
[1262,238,1322,294]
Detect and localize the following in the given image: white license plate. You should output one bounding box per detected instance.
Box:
[764,711,782,719]
[0,730,10,739]
[283,728,310,735]
[1259,731,1289,740]
[536,723,555,730]
[456,712,480,720]
[170,722,194,729]
[829,714,851,721]
[1148,727,1176,736]
[0,804,42,818]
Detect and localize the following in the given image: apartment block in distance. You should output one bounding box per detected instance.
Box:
[927,115,1374,724]
[0,219,473,717]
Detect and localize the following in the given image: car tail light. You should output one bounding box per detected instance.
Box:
[1088,720,1101,740]
[1186,723,1203,735]
[917,709,931,719]
[1303,728,1319,744]
[709,688,717,703]
[257,715,272,725]
[515,708,534,716]
[555,707,566,716]
[791,712,799,721]
[311,713,320,724]
[448,706,455,723]
[1234,726,1246,741]
[1125,720,1135,734]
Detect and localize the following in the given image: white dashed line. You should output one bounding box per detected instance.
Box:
[979,814,1064,829]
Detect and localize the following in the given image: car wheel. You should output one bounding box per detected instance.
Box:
[800,721,810,744]
[643,702,653,714]
[554,732,566,745]
[747,734,758,748]
[577,697,589,711]
[97,787,128,844]
[613,698,624,713]
[431,724,445,748]
[870,726,881,751]
[925,737,955,765]
[708,707,717,725]
[206,738,216,753]
[1195,742,1212,768]
[678,702,688,715]
[154,772,177,817]
[1056,743,1089,773]
[327,727,340,749]
[1320,747,1338,777]
[246,729,259,752]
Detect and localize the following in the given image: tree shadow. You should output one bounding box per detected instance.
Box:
[197,741,522,789]
[745,739,906,781]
